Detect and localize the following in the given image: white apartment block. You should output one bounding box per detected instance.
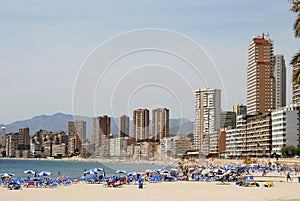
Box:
[271,104,300,155]
[194,88,221,151]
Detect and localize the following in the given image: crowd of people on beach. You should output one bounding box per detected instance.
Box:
[1,159,299,190]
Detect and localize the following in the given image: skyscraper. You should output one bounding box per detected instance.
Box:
[274,54,286,109]
[194,88,221,152]
[133,109,149,141]
[118,115,129,138]
[18,127,30,146]
[68,120,86,141]
[152,108,169,140]
[247,34,275,114]
[92,115,111,147]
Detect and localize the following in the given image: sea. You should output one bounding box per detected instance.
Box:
[0,159,168,178]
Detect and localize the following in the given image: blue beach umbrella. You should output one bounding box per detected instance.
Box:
[84,170,98,175]
[0,173,15,177]
[92,168,104,172]
[24,170,36,175]
[38,171,52,177]
[213,168,224,173]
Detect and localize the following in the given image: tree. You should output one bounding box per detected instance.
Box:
[290,0,300,84]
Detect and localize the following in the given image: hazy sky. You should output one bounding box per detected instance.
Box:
[0,0,298,124]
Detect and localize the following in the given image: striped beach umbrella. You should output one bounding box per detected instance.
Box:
[38,171,52,177]
[0,173,15,177]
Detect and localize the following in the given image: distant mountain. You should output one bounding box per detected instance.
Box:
[1,113,193,139]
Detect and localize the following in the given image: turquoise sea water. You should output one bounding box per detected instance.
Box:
[0,159,165,178]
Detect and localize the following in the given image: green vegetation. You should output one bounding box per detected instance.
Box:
[281,145,300,157]
[290,1,300,84]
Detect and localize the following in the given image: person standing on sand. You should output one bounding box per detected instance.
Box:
[287,172,292,182]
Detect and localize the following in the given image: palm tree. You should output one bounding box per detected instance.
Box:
[293,67,300,85]
[290,0,300,85]
[291,0,300,38]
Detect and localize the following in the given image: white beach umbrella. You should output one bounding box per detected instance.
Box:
[0,173,15,177]
[38,171,52,177]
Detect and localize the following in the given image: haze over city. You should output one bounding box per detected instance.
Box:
[1,0,298,124]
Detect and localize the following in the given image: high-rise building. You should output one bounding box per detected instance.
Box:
[232,104,247,116]
[193,88,221,152]
[152,108,169,140]
[247,34,275,115]
[118,115,129,138]
[133,109,149,141]
[0,127,6,146]
[92,115,111,147]
[292,63,300,104]
[274,54,286,109]
[68,120,86,141]
[18,127,30,146]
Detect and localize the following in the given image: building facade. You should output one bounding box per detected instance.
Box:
[118,115,129,138]
[220,111,236,129]
[133,109,149,141]
[68,120,86,142]
[193,88,221,152]
[271,104,300,155]
[152,108,169,140]
[247,34,275,115]
[92,115,111,148]
[243,113,272,157]
[18,127,30,146]
[274,54,286,109]
[172,136,192,158]
[232,104,247,116]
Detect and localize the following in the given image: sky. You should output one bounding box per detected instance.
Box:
[0,0,298,124]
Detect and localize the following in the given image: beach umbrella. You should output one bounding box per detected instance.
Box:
[160,169,169,174]
[115,170,126,174]
[145,169,152,173]
[92,168,104,172]
[223,169,235,175]
[0,173,15,177]
[38,171,52,177]
[213,168,224,173]
[24,170,36,175]
[84,170,98,175]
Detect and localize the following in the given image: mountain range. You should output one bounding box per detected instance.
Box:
[0,113,193,139]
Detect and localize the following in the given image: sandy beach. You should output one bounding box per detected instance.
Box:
[1,179,300,201]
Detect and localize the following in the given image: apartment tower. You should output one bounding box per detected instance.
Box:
[133,109,149,141]
[247,34,275,114]
[152,108,169,140]
[118,115,129,138]
[68,120,86,141]
[274,54,286,109]
[193,88,221,152]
